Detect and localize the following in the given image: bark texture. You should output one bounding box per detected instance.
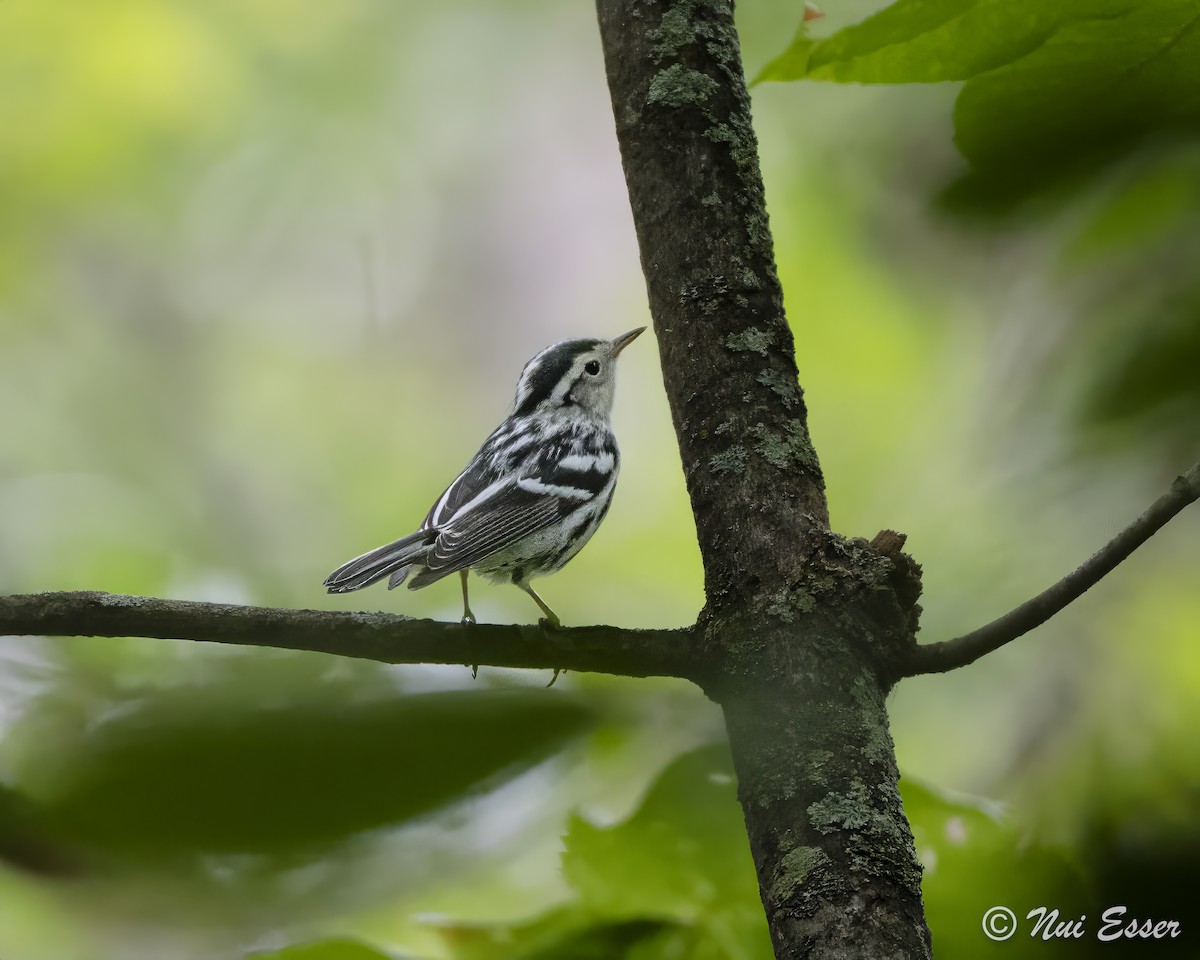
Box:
[594,1,932,956]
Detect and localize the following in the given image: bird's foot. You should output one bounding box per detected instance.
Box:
[460,614,478,677]
[537,616,562,684]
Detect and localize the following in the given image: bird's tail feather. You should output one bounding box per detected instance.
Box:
[324,530,431,594]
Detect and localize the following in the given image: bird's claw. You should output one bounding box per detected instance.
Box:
[460,614,477,677]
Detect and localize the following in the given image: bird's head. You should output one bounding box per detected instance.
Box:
[512,327,645,420]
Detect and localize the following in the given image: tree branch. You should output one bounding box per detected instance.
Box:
[0,592,696,680]
[905,460,1200,676]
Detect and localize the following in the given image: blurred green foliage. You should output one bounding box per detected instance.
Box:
[252,939,403,960]
[34,688,591,859]
[760,0,1200,453]
[561,745,772,957]
[1,0,1199,958]
[903,780,1086,958]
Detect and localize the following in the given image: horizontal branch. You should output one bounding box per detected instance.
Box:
[0,592,696,680]
[905,460,1200,676]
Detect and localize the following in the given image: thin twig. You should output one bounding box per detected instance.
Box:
[905,460,1200,676]
[0,591,695,680]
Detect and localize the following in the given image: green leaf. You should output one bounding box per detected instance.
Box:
[36,689,592,858]
[561,744,773,959]
[760,0,1200,197]
[953,1,1200,179]
[753,28,813,84]
[762,0,1140,85]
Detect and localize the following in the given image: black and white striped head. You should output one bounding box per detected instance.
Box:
[512,328,644,420]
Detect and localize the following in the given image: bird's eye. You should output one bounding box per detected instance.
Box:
[584,360,601,376]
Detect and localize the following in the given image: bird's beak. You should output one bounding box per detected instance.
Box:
[609,326,646,357]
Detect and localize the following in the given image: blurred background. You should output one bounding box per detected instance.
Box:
[1,0,1197,958]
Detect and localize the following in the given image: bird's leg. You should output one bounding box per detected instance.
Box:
[460,570,477,626]
[520,583,560,628]
[519,584,564,685]
[460,570,479,679]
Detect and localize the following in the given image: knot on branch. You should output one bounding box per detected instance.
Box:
[870,529,923,634]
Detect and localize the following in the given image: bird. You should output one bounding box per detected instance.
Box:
[324,328,645,627]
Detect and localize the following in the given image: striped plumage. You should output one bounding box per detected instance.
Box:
[324,328,644,625]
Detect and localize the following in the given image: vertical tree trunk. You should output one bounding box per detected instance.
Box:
[593,0,933,955]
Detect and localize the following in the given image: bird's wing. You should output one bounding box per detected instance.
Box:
[421,422,538,530]
[411,482,564,586]
[410,434,617,587]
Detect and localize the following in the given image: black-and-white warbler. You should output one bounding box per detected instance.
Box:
[324,328,645,626]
